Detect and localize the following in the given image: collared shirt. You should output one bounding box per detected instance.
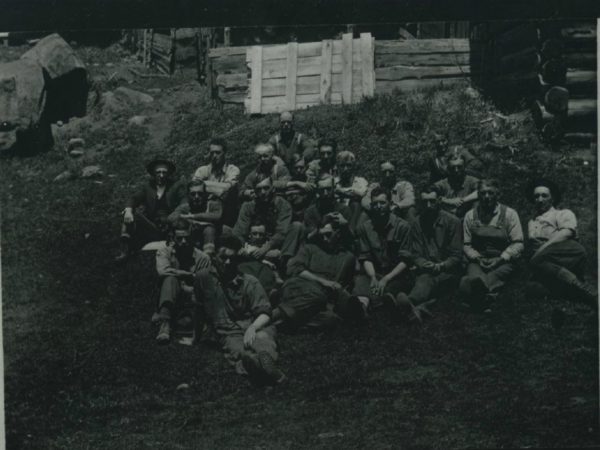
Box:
[241,157,291,193]
[434,175,479,216]
[155,244,209,276]
[233,196,292,249]
[361,180,415,211]
[336,176,369,206]
[528,207,578,244]
[357,214,412,272]
[192,162,240,186]
[463,203,524,261]
[409,210,463,272]
[287,242,356,288]
[268,131,316,167]
[306,159,337,185]
[126,178,187,220]
[202,271,272,333]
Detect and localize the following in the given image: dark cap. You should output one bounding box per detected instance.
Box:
[146,158,176,175]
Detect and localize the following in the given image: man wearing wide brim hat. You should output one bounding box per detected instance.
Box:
[526,177,597,310]
[115,157,187,262]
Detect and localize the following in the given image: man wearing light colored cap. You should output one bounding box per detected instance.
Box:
[240,143,291,201]
[268,111,315,169]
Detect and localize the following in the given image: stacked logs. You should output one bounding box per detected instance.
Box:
[472,20,596,144]
[533,22,597,144]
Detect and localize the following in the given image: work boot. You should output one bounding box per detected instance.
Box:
[156,320,171,344]
[257,352,286,385]
[556,267,598,308]
[114,238,132,263]
[390,292,422,323]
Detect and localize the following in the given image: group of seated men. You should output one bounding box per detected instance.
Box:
[115,111,598,386]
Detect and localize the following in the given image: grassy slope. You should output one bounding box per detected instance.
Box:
[1,45,598,449]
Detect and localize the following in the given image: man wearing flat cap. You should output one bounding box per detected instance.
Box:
[527,178,597,308]
[115,158,187,262]
[268,111,315,169]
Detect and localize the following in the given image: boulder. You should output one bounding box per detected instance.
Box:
[0,58,49,154]
[114,87,154,105]
[21,33,89,123]
[81,165,103,178]
[128,115,148,126]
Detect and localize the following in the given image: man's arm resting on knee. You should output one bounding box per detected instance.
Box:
[531,229,573,259]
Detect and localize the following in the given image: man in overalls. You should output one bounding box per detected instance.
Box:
[268,111,315,169]
[460,179,524,311]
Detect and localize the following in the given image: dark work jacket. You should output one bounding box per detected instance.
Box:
[126,178,187,220]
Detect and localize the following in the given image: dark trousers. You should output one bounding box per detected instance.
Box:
[279,277,355,329]
[459,261,516,297]
[529,240,586,280]
[409,272,459,305]
[120,212,166,250]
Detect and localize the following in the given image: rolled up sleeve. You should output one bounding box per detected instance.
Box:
[500,208,524,261]
[463,211,481,261]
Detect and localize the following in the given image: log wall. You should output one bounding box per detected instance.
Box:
[472,20,597,144]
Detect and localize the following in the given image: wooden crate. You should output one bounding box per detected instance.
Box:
[245,33,375,114]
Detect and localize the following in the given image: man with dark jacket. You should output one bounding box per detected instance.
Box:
[268,111,315,168]
[387,185,463,321]
[115,158,186,262]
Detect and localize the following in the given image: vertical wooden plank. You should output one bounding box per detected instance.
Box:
[320,39,333,104]
[249,46,263,114]
[224,27,231,47]
[285,42,298,110]
[341,33,353,104]
[360,33,374,98]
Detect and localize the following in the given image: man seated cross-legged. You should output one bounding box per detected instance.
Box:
[353,186,414,316]
[459,178,524,312]
[387,185,463,321]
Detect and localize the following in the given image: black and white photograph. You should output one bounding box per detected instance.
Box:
[0,1,598,448]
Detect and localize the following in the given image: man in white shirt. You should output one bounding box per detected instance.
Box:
[527,178,596,307]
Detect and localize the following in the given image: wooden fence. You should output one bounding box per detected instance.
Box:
[210,34,472,114]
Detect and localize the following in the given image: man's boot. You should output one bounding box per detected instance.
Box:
[156,320,171,344]
[556,267,598,308]
[114,237,132,263]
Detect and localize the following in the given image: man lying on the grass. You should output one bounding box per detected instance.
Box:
[272,216,366,330]
[115,157,187,262]
[387,184,463,321]
[195,233,285,385]
[526,178,597,308]
[168,179,223,254]
[459,178,524,312]
[154,220,211,343]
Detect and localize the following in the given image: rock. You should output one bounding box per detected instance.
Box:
[105,62,114,67]
[68,137,85,150]
[69,149,84,157]
[115,86,154,104]
[128,115,148,126]
[81,165,103,178]
[53,170,74,182]
[465,87,480,99]
[176,383,190,391]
